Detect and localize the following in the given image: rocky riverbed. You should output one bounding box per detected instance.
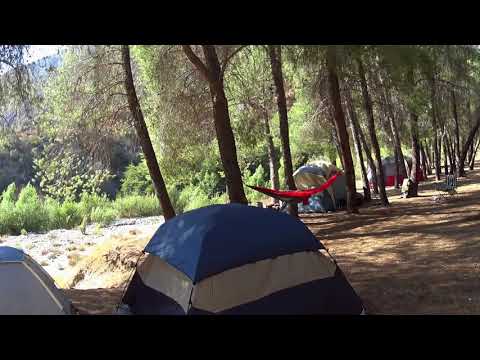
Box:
[0,216,164,284]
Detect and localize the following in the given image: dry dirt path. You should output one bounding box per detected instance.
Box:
[305,166,480,314]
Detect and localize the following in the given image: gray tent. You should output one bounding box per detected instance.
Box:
[293,160,347,212]
[0,247,73,315]
[367,156,418,187]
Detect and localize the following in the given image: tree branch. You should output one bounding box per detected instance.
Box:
[182,45,211,82]
[221,45,248,75]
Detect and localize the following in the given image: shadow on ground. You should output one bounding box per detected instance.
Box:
[303,164,480,314]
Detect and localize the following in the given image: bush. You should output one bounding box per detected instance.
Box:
[45,198,83,230]
[244,165,268,204]
[0,200,19,235]
[90,206,118,226]
[166,184,183,214]
[176,185,227,213]
[114,195,161,218]
[119,158,154,196]
[78,193,111,220]
[15,184,49,233]
[1,183,17,204]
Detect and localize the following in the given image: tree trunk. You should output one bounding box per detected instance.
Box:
[423,139,432,175]
[121,45,176,220]
[451,90,464,177]
[263,110,280,202]
[328,115,345,170]
[438,134,442,175]
[470,137,480,169]
[183,45,248,204]
[445,133,455,174]
[377,94,400,188]
[268,45,298,217]
[356,56,388,206]
[468,140,474,168]
[430,79,441,180]
[382,72,408,183]
[326,46,358,213]
[420,142,428,180]
[358,122,379,194]
[346,88,371,202]
[458,109,480,175]
[443,131,449,176]
[409,111,420,196]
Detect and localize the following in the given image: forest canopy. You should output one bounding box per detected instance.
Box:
[1,44,480,233]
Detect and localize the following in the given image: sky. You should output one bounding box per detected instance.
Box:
[26,45,63,64]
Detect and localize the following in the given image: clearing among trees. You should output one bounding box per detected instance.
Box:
[63,165,480,315]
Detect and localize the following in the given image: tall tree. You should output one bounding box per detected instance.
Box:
[268,45,298,216]
[373,58,407,187]
[451,89,464,176]
[326,46,358,213]
[404,66,421,197]
[345,87,371,201]
[121,45,176,220]
[183,45,248,204]
[430,78,441,180]
[357,117,379,194]
[355,54,389,206]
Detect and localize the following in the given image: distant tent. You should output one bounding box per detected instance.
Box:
[367,156,425,188]
[0,247,73,315]
[121,204,365,315]
[293,160,346,212]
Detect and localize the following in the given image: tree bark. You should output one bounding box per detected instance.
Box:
[445,133,455,174]
[358,121,379,194]
[263,110,280,201]
[328,114,345,170]
[424,139,432,175]
[430,79,441,180]
[442,130,449,176]
[377,93,400,188]
[470,137,480,169]
[121,45,176,220]
[451,90,464,177]
[420,141,428,180]
[356,56,388,206]
[458,109,480,175]
[346,87,371,202]
[183,45,248,204]
[409,111,420,196]
[268,45,298,216]
[381,72,408,184]
[326,47,358,213]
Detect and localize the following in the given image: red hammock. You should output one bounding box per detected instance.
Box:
[248,173,340,205]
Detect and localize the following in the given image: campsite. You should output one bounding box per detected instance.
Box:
[1,45,480,315]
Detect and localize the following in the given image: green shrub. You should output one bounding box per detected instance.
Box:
[119,157,154,196]
[0,200,19,235]
[1,183,17,204]
[166,184,183,214]
[177,185,227,212]
[114,195,160,218]
[244,165,268,203]
[90,206,118,226]
[15,184,48,233]
[78,193,111,219]
[45,198,82,230]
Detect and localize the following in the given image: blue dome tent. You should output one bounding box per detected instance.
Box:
[121,204,365,315]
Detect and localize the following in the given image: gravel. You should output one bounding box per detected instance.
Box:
[0,216,164,282]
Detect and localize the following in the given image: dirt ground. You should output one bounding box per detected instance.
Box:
[305,165,480,314]
[66,165,480,315]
